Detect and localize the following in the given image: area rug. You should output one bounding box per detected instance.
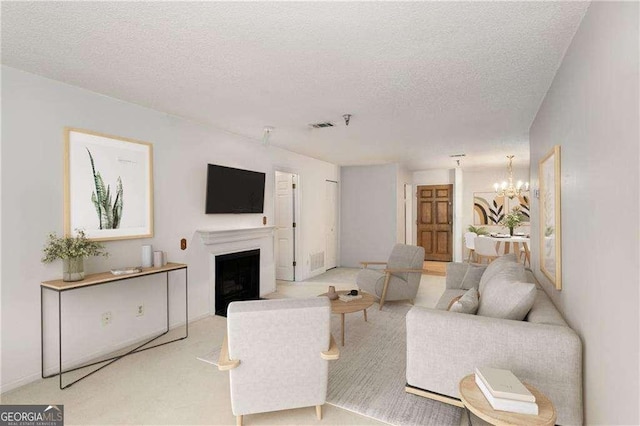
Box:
[327,303,463,425]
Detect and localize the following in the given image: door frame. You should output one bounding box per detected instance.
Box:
[325,179,339,270]
[274,168,301,281]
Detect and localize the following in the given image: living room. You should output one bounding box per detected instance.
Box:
[1,2,638,426]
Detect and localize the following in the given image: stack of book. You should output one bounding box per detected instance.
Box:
[475,367,539,415]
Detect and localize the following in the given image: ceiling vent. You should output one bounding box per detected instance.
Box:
[449,153,466,158]
[309,122,335,129]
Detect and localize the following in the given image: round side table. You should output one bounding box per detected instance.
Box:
[318,290,374,346]
[458,374,556,426]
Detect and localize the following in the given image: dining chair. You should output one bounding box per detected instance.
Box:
[464,232,477,263]
[473,236,500,264]
[520,246,531,267]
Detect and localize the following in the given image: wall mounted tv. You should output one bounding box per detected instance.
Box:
[205,164,266,214]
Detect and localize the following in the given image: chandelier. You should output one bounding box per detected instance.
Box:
[494,155,529,199]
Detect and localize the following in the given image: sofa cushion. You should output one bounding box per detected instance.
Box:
[479,257,527,295]
[526,289,568,326]
[477,279,536,320]
[449,288,479,314]
[435,289,467,310]
[460,264,485,290]
[447,295,463,310]
[478,254,519,293]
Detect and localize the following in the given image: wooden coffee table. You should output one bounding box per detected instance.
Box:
[319,290,375,346]
[458,374,556,426]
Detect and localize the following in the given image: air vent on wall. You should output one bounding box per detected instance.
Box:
[310,252,325,271]
[309,122,335,129]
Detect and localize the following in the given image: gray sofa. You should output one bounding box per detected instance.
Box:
[406,255,583,425]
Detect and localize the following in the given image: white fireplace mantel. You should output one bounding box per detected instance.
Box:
[197,226,277,313]
[196,226,276,245]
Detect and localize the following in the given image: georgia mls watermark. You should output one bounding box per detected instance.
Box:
[0,405,63,426]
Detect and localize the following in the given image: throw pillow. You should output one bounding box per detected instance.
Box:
[449,288,479,315]
[447,295,463,311]
[460,264,485,290]
[479,260,527,295]
[478,254,519,292]
[477,279,536,320]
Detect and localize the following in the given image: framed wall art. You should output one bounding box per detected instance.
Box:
[508,193,531,224]
[539,145,561,289]
[64,128,154,241]
[473,192,506,225]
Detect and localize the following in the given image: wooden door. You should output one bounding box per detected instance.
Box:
[417,185,453,261]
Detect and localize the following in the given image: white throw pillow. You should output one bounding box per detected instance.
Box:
[477,279,536,320]
[449,288,479,315]
[460,264,485,290]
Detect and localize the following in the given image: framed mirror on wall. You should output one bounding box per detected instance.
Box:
[539,145,562,290]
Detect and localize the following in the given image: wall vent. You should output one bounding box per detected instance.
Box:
[309,122,335,129]
[310,252,325,271]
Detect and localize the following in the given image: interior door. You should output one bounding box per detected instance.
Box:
[417,184,453,261]
[325,180,338,270]
[275,171,295,281]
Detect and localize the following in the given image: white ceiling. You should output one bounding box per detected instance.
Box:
[1,1,589,170]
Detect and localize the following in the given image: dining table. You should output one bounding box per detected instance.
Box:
[482,234,531,264]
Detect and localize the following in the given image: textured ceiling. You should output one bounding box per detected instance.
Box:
[1,2,589,170]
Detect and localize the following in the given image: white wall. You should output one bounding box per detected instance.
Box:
[340,164,399,267]
[397,166,412,244]
[529,3,639,424]
[412,169,453,186]
[1,66,339,392]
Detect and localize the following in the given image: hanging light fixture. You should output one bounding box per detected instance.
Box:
[494,155,529,199]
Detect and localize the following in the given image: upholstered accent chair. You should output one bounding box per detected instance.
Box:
[357,244,427,310]
[218,297,339,426]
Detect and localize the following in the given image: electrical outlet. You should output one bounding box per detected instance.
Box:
[136,304,144,317]
[101,311,112,326]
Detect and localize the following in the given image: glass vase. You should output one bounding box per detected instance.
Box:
[63,257,85,282]
[509,227,514,236]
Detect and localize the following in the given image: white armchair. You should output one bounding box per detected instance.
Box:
[218,297,339,426]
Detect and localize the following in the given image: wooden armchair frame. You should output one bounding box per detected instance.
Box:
[218,334,339,426]
[360,262,433,310]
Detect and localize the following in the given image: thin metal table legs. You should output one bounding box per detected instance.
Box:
[41,268,188,389]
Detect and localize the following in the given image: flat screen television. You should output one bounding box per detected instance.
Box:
[205,164,265,214]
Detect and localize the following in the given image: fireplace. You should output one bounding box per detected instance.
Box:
[215,249,260,316]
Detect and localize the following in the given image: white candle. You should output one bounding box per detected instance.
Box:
[153,251,163,268]
[141,245,153,268]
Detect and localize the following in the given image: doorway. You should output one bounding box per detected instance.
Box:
[325,180,338,270]
[416,184,453,262]
[275,171,298,281]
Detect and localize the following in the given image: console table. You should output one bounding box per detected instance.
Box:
[41,262,188,389]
